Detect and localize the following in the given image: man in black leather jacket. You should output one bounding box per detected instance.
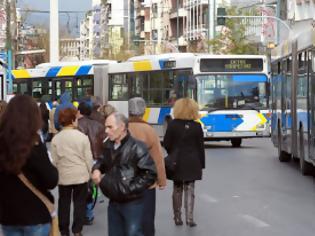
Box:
[92,112,157,236]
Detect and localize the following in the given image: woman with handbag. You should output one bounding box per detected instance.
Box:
[0,95,59,236]
[163,98,205,227]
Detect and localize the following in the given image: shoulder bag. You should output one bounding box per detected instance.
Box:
[18,173,60,236]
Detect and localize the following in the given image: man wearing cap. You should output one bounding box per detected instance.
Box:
[128,97,167,236]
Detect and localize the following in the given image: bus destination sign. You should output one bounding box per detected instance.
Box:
[200,58,263,72]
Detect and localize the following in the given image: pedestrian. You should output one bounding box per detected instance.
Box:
[90,96,105,125]
[0,95,58,236]
[99,103,116,121]
[92,112,157,236]
[47,100,59,142]
[51,108,93,236]
[39,102,50,142]
[54,91,75,131]
[0,100,7,121]
[128,97,167,236]
[163,98,205,227]
[77,101,105,225]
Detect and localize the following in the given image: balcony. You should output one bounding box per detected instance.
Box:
[170,8,187,19]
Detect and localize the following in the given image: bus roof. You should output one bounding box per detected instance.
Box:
[109,53,197,73]
[11,60,117,79]
[36,59,117,69]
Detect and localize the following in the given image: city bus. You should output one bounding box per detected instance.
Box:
[11,54,270,146]
[11,60,116,107]
[270,28,315,175]
[99,53,271,146]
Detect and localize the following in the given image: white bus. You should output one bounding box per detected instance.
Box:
[98,53,271,146]
[12,54,270,146]
[271,28,315,175]
[11,60,116,107]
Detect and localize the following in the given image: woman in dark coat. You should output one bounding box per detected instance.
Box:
[163,98,205,227]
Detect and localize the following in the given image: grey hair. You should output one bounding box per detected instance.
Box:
[113,112,128,129]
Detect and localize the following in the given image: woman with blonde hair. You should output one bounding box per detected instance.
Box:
[163,98,205,227]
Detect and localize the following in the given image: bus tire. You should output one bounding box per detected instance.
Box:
[278,126,290,162]
[231,138,242,147]
[299,128,312,175]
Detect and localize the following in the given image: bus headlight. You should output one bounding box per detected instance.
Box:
[256,124,265,129]
[206,125,212,131]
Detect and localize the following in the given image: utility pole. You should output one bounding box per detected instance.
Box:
[176,0,179,51]
[5,0,12,94]
[50,0,59,63]
[208,0,216,53]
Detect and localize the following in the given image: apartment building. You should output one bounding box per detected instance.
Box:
[60,38,80,60]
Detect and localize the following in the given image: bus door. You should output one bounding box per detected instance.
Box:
[309,50,315,160]
[52,78,73,101]
[280,58,290,148]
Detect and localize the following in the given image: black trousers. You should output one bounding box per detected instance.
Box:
[58,183,88,235]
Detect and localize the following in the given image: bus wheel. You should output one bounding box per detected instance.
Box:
[299,128,312,175]
[278,127,290,162]
[231,138,242,147]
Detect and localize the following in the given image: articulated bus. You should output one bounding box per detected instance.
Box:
[11,60,116,107]
[12,53,270,146]
[98,53,271,146]
[271,28,315,175]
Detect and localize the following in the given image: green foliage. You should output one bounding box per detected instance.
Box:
[209,7,259,55]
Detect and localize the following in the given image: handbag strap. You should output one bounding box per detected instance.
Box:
[18,173,55,216]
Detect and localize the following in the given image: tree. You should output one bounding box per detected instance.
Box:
[208,7,259,55]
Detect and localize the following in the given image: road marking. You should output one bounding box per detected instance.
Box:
[239,214,270,228]
[199,194,218,203]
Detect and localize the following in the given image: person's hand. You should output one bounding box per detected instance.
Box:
[92,169,102,185]
[158,184,166,190]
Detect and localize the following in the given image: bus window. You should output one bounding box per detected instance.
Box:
[76,77,93,100]
[129,73,145,98]
[65,80,73,98]
[148,72,163,105]
[32,80,44,100]
[109,74,128,100]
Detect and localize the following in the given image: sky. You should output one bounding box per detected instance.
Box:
[17,0,92,36]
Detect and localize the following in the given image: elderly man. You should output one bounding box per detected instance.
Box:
[92,112,157,236]
[128,97,166,236]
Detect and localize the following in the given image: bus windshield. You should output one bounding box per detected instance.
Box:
[196,74,268,111]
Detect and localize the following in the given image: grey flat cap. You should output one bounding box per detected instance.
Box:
[128,97,146,116]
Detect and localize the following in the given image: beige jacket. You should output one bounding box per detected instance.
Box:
[51,127,93,185]
[128,117,167,188]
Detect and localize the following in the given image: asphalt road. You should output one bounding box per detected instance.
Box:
[60,138,315,236]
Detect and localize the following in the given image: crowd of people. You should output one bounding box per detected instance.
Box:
[0,93,206,236]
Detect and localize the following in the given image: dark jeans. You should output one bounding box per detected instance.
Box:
[1,224,50,236]
[58,183,88,235]
[142,189,156,236]
[108,198,145,236]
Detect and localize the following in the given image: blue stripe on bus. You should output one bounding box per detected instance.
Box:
[232,75,267,82]
[46,66,62,77]
[76,65,92,76]
[200,114,243,132]
[158,107,171,124]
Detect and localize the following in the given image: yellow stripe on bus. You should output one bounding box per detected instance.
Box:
[133,61,152,71]
[250,113,267,131]
[143,108,151,122]
[57,66,79,76]
[12,70,31,79]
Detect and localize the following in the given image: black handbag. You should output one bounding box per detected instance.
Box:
[164,123,188,179]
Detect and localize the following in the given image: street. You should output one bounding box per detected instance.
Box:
[81,138,315,236]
